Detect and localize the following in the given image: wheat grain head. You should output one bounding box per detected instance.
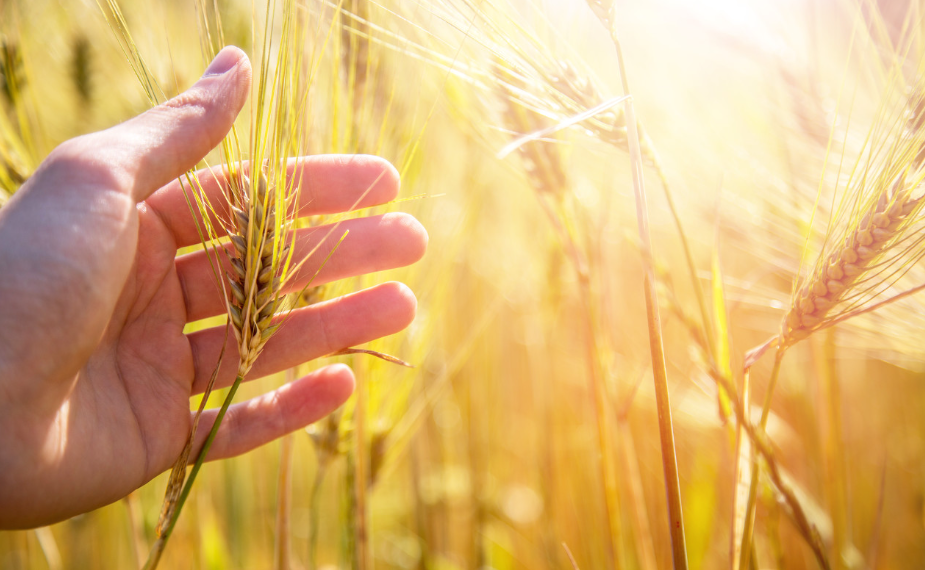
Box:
[782,84,925,346]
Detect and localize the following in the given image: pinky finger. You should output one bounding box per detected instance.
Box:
[191,364,355,462]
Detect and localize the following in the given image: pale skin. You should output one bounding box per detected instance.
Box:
[0,47,427,529]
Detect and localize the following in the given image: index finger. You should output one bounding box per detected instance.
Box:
[145,154,400,248]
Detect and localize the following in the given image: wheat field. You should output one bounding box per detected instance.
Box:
[2,0,925,568]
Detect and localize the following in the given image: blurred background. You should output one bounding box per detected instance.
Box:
[1,0,925,568]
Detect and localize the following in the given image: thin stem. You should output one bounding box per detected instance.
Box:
[578,273,623,570]
[819,330,848,570]
[275,367,298,570]
[642,274,688,569]
[275,432,295,570]
[709,363,831,569]
[529,138,620,569]
[353,374,370,570]
[610,26,689,570]
[651,158,715,361]
[618,418,658,570]
[758,350,785,429]
[33,527,62,570]
[308,461,329,570]
[543,192,620,568]
[563,543,582,570]
[738,348,784,570]
[124,493,147,570]
[143,374,244,570]
[730,370,753,570]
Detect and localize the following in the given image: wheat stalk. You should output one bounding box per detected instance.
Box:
[146,164,298,570]
[660,263,833,568]
[741,131,925,558]
[306,409,342,570]
[274,366,299,570]
[496,68,627,568]
[580,2,690,567]
[733,70,925,570]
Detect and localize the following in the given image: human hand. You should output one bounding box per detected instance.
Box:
[0,47,426,529]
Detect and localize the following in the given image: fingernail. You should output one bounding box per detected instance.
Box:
[201,46,242,78]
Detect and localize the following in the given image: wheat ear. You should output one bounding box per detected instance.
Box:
[226,171,287,372]
[784,178,922,344]
[781,83,925,345]
[146,170,291,567]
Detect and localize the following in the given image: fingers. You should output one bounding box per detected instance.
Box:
[145,155,401,248]
[193,364,355,462]
[187,281,416,394]
[177,212,427,322]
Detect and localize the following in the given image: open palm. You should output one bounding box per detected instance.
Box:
[0,47,426,529]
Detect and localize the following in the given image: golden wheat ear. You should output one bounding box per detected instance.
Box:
[224,171,288,374]
[784,184,923,344]
[782,81,925,347]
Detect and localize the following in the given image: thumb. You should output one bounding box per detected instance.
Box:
[84,46,251,201]
[0,47,249,403]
